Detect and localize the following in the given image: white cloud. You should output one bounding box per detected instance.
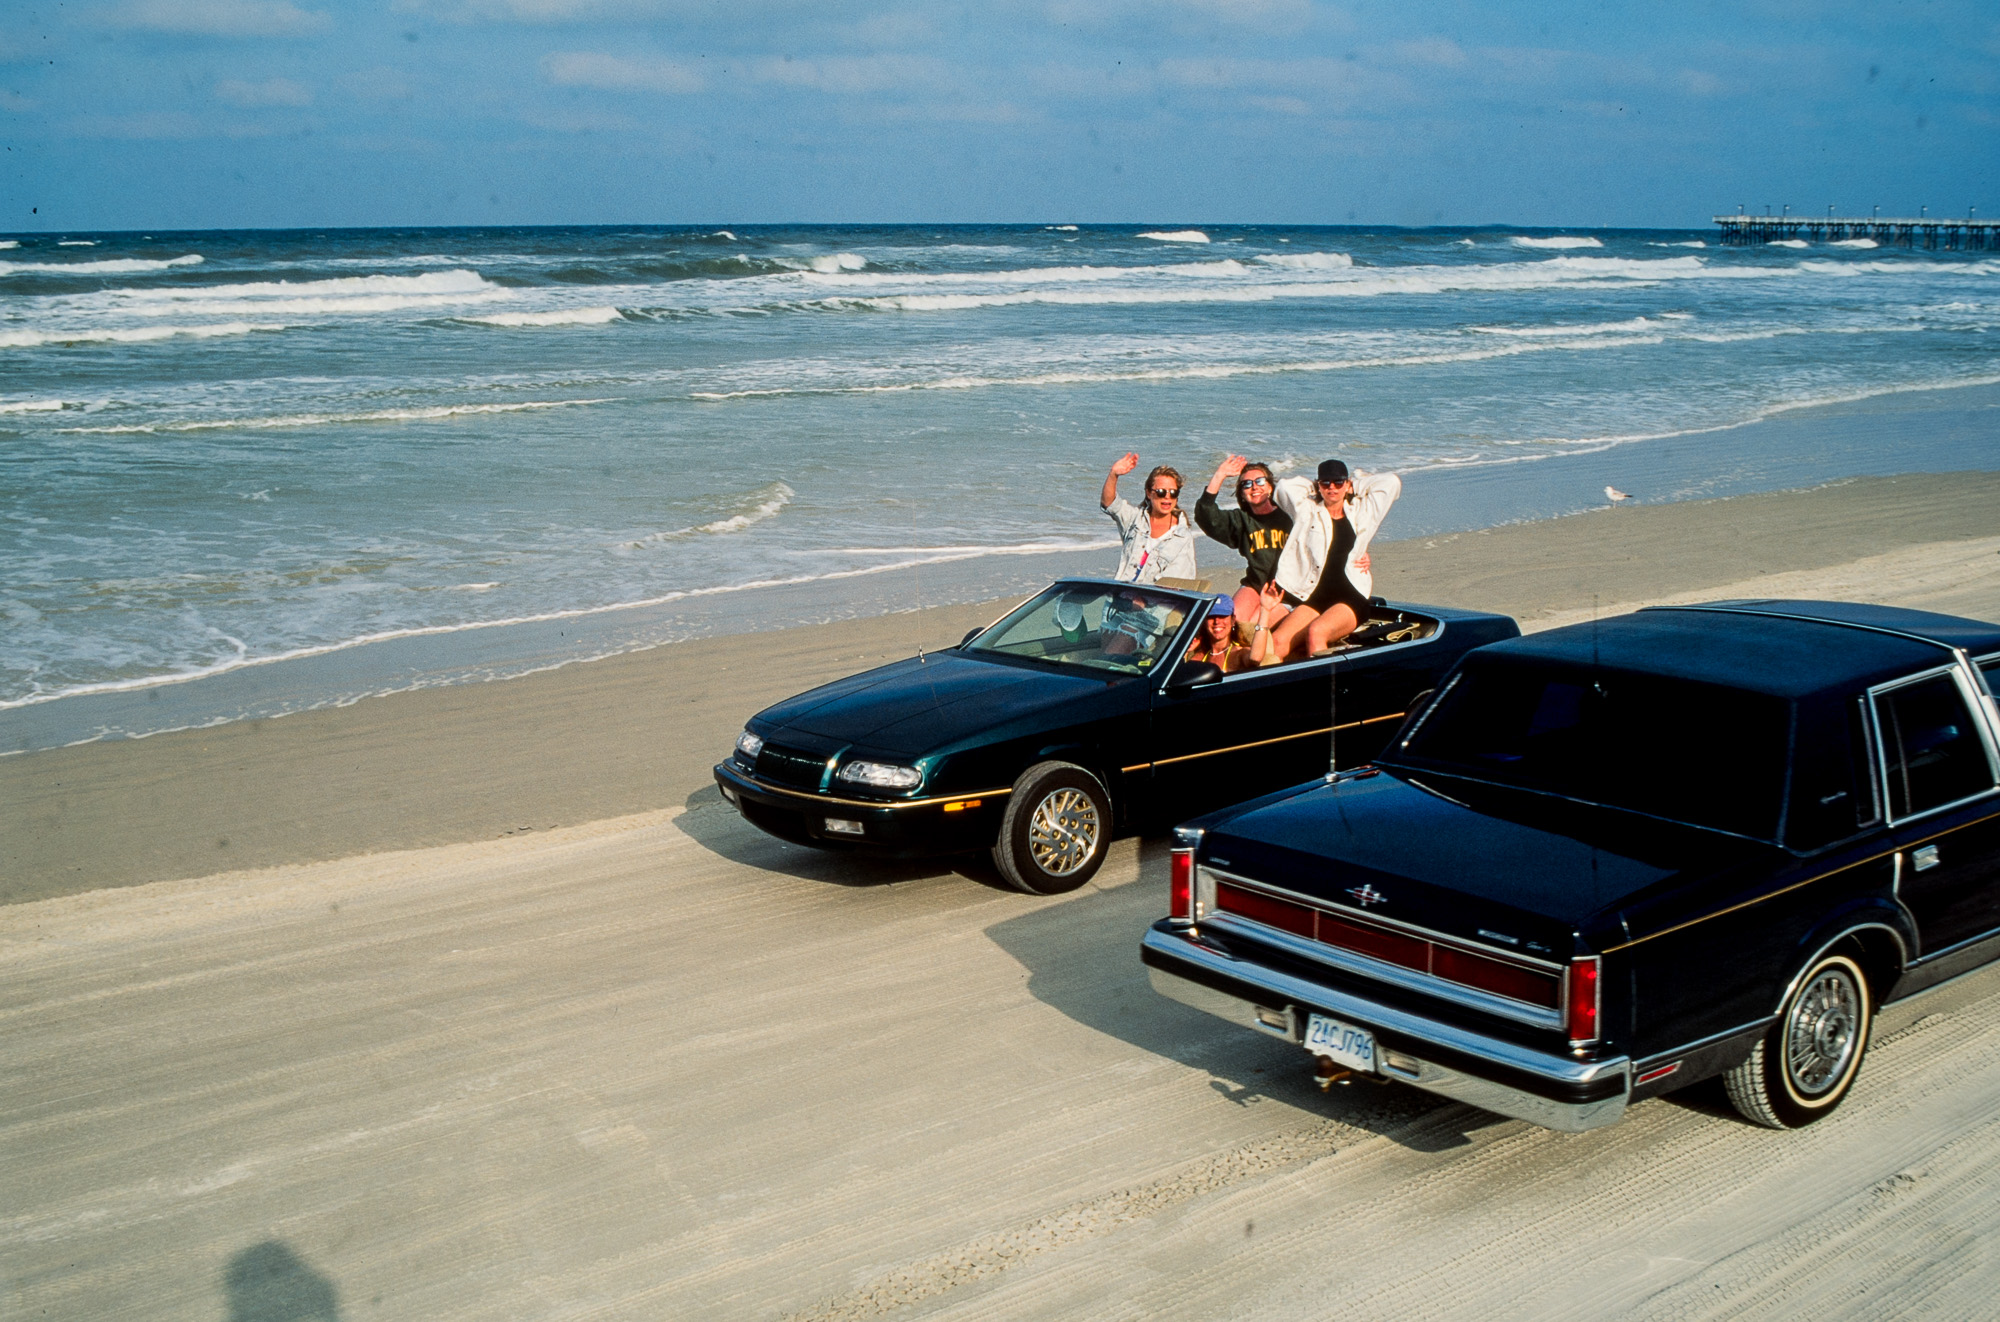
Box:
[542,51,705,93]
[105,0,332,37]
[215,77,312,106]
[749,53,953,95]
[1394,38,1468,68]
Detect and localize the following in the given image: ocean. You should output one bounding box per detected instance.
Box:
[3,223,1997,753]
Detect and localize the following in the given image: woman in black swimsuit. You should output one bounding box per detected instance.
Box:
[1268,459,1396,662]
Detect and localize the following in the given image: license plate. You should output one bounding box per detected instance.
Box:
[1304,1013,1376,1072]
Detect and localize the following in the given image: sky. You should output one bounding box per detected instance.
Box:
[3,0,1995,232]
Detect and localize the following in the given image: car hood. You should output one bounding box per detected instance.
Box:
[755,651,1125,755]
[1199,768,1769,952]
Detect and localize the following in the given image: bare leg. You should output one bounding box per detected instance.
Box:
[1305,603,1359,656]
[1269,603,1319,663]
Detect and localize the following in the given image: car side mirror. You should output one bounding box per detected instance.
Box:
[1166,661,1224,693]
[959,627,982,648]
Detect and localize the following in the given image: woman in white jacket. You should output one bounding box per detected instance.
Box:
[1266,459,1400,663]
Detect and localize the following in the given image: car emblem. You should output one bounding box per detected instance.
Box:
[1347,885,1387,907]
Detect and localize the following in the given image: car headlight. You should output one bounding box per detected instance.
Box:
[735,730,765,762]
[836,760,922,791]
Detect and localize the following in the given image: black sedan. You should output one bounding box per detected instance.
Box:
[715,578,1519,894]
[1144,600,2000,1131]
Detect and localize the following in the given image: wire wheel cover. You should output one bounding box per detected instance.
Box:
[1785,967,1861,1096]
[1026,787,1100,876]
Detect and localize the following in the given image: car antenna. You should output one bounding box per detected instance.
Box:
[1328,643,1338,777]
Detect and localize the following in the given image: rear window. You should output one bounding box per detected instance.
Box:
[1393,657,1791,839]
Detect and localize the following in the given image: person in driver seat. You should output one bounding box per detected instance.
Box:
[1100,589,1177,665]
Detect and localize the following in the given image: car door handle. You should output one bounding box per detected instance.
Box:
[1912,845,1941,872]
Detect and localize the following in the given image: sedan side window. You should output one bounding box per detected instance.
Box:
[1875,673,1997,819]
[1787,696,1879,851]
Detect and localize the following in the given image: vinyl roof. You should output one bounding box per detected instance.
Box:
[1478,600,1998,699]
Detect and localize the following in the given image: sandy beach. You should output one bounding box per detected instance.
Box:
[5,472,2000,1320]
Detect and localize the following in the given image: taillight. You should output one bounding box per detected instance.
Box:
[1565,955,1601,1047]
[1169,848,1195,923]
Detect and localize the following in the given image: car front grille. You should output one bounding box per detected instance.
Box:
[756,742,831,791]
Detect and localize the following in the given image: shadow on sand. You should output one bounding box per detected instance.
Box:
[677,782,1013,891]
[983,837,1510,1154]
[225,1242,339,1322]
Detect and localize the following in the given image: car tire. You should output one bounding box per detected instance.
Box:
[992,761,1111,895]
[1723,951,1872,1129]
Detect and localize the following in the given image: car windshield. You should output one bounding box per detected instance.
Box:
[965,584,1195,676]
[1389,655,1792,840]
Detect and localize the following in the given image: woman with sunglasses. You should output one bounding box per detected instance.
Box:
[1101,452,1198,585]
[1194,454,1293,646]
[1266,459,1401,662]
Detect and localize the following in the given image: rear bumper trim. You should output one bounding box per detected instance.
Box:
[1143,923,1630,1132]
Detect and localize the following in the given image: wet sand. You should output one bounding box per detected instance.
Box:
[5,470,2000,904]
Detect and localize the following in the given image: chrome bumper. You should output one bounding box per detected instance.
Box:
[1143,924,1631,1133]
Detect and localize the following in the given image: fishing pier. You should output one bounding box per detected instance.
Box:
[1714,213,1998,250]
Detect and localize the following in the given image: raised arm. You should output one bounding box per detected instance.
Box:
[1349,471,1401,534]
[1101,452,1139,509]
[1205,454,1246,497]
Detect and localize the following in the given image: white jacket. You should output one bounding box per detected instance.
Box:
[1102,496,1199,584]
[1270,471,1400,602]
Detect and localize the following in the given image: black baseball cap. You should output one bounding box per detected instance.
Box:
[1316,459,1350,484]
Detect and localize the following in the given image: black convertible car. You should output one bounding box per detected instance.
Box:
[1144,600,2000,1131]
[715,578,1519,893]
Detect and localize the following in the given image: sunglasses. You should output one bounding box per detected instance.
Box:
[1239,476,1271,488]
[1317,478,1351,488]
[1149,486,1180,498]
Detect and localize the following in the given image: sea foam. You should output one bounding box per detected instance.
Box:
[0,321,284,349]
[808,253,868,273]
[0,254,204,275]
[55,399,613,433]
[1511,236,1602,249]
[1138,230,1210,243]
[1256,252,1354,270]
[461,306,624,327]
[629,482,795,544]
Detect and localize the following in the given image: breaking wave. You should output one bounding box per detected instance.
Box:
[0,254,205,276]
[627,481,795,544]
[1139,231,1210,243]
[0,321,285,349]
[1255,251,1354,269]
[54,399,613,434]
[1510,236,1602,249]
[459,306,625,327]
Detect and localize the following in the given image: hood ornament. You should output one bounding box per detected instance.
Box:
[1347,884,1387,908]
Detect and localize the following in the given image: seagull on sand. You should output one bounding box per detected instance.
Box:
[1604,485,1632,503]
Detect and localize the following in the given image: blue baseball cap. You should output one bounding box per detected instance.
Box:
[1208,596,1235,618]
